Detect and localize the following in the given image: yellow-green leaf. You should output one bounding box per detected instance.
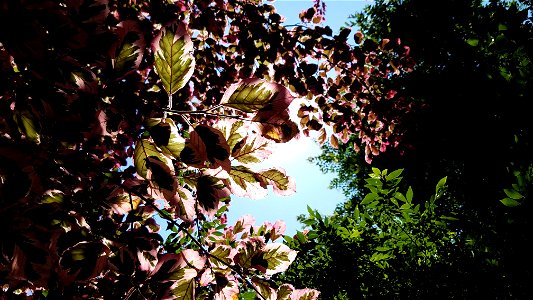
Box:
[221,79,276,112]
[133,139,173,179]
[153,22,195,96]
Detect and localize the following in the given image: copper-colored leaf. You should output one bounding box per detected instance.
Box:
[196,175,231,217]
[112,20,145,79]
[180,125,231,172]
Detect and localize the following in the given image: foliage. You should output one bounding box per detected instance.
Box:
[0,0,412,298]
[287,0,533,298]
[281,169,461,299]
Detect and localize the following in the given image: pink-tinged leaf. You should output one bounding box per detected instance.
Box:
[146,156,176,191]
[277,284,295,300]
[221,79,293,113]
[153,21,195,95]
[151,251,203,286]
[58,241,110,282]
[252,277,277,300]
[180,125,231,172]
[270,220,287,241]
[214,276,240,300]
[133,139,173,179]
[166,268,197,300]
[209,245,235,270]
[290,289,320,300]
[227,165,268,200]
[256,168,296,196]
[167,186,195,222]
[196,175,231,217]
[262,243,297,275]
[216,119,246,152]
[146,118,186,158]
[232,214,256,235]
[231,135,273,164]
[234,237,266,270]
[111,20,145,79]
[180,249,206,270]
[199,268,215,286]
[110,194,141,215]
[253,109,300,143]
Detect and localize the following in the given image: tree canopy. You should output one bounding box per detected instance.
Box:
[0,0,413,298]
[284,0,533,298]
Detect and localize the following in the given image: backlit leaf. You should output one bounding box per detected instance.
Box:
[231,135,273,164]
[500,197,521,207]
[256,168,296,196]
[153,22,195,95]
[290,288,320,300]
[146,118,186,158]
[181,125,231,172]
[133,139,173,179]
[112,20,145,79]
[14,110,40,144]
[196,175,231,217]
[221,79,292,113]
[262,243,297,275]
[227,165,268,199]
[504,188,523,200]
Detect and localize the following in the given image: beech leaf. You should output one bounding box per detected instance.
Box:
[232,135,273,164]
[112,20,145,79]
[146,118,186,158]
[256,168,296,196]
[196,175,231,217]
[133,139,173,179]
[221,79,291,113]
[153,22,195,96]
[14,110,40,144]
[262,243,297,275]
[227,165,268,200]
[181,125,231,172]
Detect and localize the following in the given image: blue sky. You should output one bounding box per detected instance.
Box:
[226,0,371,236]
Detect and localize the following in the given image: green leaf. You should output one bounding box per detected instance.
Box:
[436,176,447,193]
[372,167,381,175]
[153,22,195,96]
[466,38,479,46]
[504,188,523,200]
[386,169,403,181]
[406,186,413,203]
[394,192,407,203]
[362,193,377,205]
[500,197,521,207]
[14,111,40,144]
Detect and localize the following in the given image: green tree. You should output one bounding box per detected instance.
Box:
[282,169,460,299]
[285,0,533,298]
